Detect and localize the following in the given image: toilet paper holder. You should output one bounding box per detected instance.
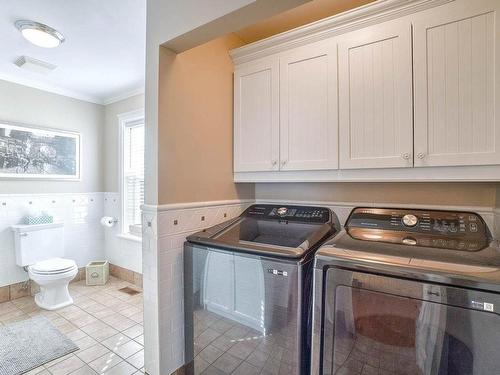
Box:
[100,216,118,227]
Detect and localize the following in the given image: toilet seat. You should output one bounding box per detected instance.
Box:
[30,258,77,275]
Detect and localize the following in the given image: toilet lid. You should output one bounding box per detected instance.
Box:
[31,258,77,274]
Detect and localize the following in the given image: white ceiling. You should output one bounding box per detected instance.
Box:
[0,0,146,104]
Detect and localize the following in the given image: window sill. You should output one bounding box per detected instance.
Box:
[117,233,142,243]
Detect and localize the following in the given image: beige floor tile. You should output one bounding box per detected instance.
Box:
[47,355,85,375]
[66,329,88,341]
[100,314,136,331]
[102,361,136,375]
[0,308,26,322]
[25,366,49,374]
[74,336,99,351]
[83,303,108,315]
[72,314,99,328]
[129,312,143,324]
[101,334,131,351]
[88,352,122,374]
[118,307,141,319]
[67,365,98,375]
[80,321,110,335]
[126,350,144,369]
[57,321,79,334]
[92,308,115,320]
[1,314,29,324]
[133,335,144,346]
[122,324,143,339]
[76,344,110,363]
[44,353,75,368]
[87,325,119,342]
[0,301,18,314]
[112,340,142,359]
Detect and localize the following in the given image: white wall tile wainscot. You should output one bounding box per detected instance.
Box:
[141,200,252,375]
[0,193,104,287]
[104,192,142,274]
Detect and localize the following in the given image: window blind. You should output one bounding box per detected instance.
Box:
[123,123,144,233]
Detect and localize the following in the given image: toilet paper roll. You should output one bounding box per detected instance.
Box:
[100,216,117,228]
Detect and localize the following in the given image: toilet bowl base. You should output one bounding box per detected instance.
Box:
[33,282,75,311]
[34,292,74,311]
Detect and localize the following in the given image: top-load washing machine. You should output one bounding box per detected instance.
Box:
[311,207,500,375]
[184,204,340,375]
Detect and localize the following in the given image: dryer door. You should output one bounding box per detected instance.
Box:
[321,268,500,375]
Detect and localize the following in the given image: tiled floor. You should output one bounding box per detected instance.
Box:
[0,277,144,375]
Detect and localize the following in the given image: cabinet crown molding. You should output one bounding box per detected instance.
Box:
[230,0,453,65]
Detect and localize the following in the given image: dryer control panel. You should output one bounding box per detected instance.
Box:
[346,208,490,251]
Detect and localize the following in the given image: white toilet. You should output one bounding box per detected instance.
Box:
[11,222,78,310]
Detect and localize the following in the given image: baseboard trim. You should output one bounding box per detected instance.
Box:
[109,263,143,288]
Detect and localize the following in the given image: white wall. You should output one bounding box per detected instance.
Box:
[104,93,144,192]
[0,79,104,193]
[102,94,144,274]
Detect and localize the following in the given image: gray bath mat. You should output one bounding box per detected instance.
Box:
[0,315,79,375]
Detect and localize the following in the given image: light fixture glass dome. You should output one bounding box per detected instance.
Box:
[15,20,65,48]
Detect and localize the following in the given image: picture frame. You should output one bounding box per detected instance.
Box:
[0,121,81,180]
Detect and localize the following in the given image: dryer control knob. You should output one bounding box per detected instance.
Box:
[402,214,418,227]
[277,207,288,217]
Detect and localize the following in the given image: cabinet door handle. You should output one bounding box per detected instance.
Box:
[281,160,287,166]
[401,153,411,160]
[417,152,426,159]
[271,160,277,167]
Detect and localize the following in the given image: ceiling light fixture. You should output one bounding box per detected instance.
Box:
[15,20,65,48]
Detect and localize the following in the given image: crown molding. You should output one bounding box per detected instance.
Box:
[0,72,103,104]
[102,87,145,106]
[0,73,144,106]
[230,0,454,64]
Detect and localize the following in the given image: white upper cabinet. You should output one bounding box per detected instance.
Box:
[234,58,279,172]
[413,0,500,167]
[338,19,414,169]
[279,40,338,171]
[231,0,500,181]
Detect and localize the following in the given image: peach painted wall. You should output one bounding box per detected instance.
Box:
[255,182,499,208]
[157,35,254,204]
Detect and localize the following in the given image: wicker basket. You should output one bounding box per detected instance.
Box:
[86,261,109,286]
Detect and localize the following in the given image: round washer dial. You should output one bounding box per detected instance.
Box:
[277,207,288,217]
[402,214,418,227]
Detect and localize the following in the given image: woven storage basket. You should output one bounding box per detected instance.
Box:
[86,261,109,286]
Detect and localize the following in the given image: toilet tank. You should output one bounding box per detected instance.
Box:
[11,222,64,267]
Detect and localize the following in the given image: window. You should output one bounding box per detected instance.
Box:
[119,110,144,238]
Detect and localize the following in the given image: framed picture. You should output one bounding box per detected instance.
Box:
[0,122,81,180]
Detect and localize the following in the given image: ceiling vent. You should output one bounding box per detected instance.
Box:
[14,56,57,74]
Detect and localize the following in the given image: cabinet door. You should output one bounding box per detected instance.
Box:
[338,20,413,169]
[413,0,500,167]
[234,58,279,172]
[280,40,338,171]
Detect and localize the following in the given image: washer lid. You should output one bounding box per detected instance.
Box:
[31,258,76,273]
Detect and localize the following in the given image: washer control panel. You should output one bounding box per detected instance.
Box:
[346,208,490,251]
[245,204,330,223]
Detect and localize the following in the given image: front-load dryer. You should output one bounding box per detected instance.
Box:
[311,207,500,375]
